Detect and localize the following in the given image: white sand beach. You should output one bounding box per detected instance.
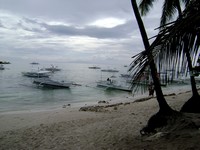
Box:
[0,89,200,150]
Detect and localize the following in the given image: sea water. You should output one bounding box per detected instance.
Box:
[0,61,132,113]
[0,60,198,113]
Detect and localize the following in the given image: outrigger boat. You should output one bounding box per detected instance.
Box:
[22,70,51,78]
[97,80,132,92]
[44,65,61,72]
[88,66,101,69]
[101,69,119,72]
[33,78,72,88]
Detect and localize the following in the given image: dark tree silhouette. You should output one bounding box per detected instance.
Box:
[138,0,200,113]
[139,0,189,27]
[130,0,177,135]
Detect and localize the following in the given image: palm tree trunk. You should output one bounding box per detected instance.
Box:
[131,0,172,113]
[175,0,199,96]
[180,40,200,113]
[185,49,199,96]
[176,1,200,113]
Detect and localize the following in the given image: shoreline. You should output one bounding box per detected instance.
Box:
[0,88,194,126]
[0,81,197,114]
[0,83,195,115]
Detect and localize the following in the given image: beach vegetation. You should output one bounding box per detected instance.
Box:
[130,0,177,135]
[139,0,189,28]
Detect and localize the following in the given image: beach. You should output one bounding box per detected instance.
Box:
[0,89,200,150]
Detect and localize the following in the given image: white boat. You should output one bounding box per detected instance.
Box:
[0,61,10,64]
[33,78,72,88]
[97,80,132,92]
[101,69,119,72]
[120,74,131,78]
[44,65,61,72]
[88,66,101,69]
[22,70,51,78]
[30,62,39,65]
[0,64,5,70]
[120,74,132,83]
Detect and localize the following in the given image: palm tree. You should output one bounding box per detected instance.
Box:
[139,0,189,28]
[130,0,176,134]
[140,0,200,113]
[156,0,200,113]
[136,0,200,113]
[129,0,200,135]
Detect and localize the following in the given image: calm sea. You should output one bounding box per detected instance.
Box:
[0,60,196,113]
[0,61,132,113]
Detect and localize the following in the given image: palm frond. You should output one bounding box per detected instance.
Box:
[181,0,190,6]
[139,0,156,16]
[153,0,200,78]
[129,0,200,92]
[160,0,177,27]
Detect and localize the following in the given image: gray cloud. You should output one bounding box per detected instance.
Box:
[42,20,136,39]
[0,0,161,64]
[0,0,133,24]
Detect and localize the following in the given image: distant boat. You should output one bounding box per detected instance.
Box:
[44,65,61,72]
[97,80,132,92]
[22,70,51,78]
[30,62,39,65]
[88,66,101,69]
[33,78,72,88]
[101,69,119,72]
[0,61,10,64]
[0,64,5,70]
[120,74,131,78]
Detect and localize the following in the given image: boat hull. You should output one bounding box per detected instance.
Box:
[97,81,132,92]
[22,71,51,78]
[33,78,71,88]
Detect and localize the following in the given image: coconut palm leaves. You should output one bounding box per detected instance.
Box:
[152,0,200,79]
[129,0,200,112]
[139,0,189,27]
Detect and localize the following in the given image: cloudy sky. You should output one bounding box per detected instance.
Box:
[0,0,162,65]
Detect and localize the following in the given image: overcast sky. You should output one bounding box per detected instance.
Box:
[0,0,162,65]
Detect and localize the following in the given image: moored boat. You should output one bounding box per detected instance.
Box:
[33,78,72,88]
[44,65,61,72]
[22,70,51,78]
[30,62,39,65]
[101,69,119,72]
[97,80,132,92]
[88,66,101,69]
